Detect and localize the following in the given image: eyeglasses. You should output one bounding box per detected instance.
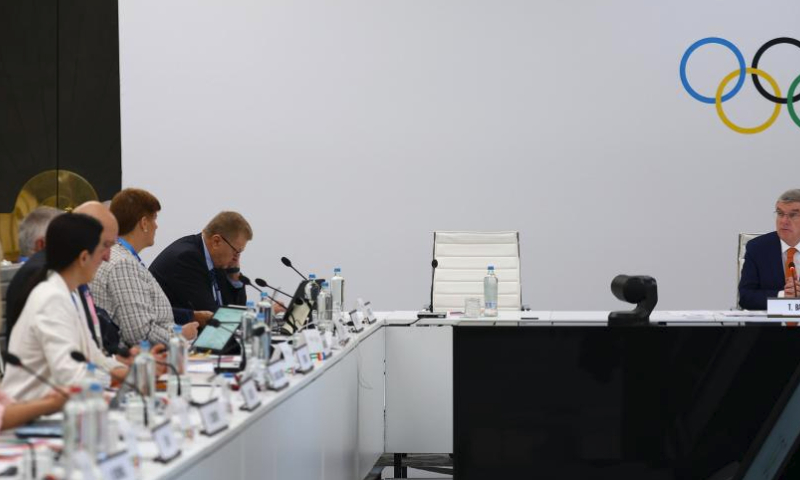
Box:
[775,210,800,221]
[219,235,243,255]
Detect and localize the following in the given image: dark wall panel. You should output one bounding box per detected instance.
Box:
[58,0,121,203]
[0,0,57,211]
[0,0,121,211]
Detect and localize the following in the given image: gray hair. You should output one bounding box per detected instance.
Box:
[18,206,63,257]
[778,189,800,205]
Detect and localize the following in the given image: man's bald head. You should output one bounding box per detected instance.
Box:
[74,201,118,261]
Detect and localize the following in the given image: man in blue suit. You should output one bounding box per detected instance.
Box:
[739,190,800,310]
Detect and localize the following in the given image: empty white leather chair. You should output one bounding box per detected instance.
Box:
[736,232,764,309]
[431,231,522,313]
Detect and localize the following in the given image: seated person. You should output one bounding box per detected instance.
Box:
[4,206,63,334]
[1,213,129,401]
[0,238,67,428]
[0,389,68,430]
[90,188,208,347]
[150,211,253,311]
[739,189,800,310]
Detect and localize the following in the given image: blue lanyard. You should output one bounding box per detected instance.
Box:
[117,238,144,266]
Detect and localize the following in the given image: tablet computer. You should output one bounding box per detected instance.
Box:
[192,306,244,353]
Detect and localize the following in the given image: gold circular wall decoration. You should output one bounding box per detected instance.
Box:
[0,170,98,261]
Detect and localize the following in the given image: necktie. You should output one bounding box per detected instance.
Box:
[786,248,797,326]
[209,269,223,306]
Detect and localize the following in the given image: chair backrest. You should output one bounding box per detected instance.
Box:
[736,233,764,309]
[0,263,20,376]
[431,231,522,313]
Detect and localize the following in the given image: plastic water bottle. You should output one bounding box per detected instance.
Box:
[241,301,257,346]
[249,313,270,388]
[484,265,499,317]
[86,382,109,460]
[168,326,191,399]
[133,340,156,406]
[62,385,85,476]
[330,267,345,313]
[257,292,272,330]
[316,281,333,333]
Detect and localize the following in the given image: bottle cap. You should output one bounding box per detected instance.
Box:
[309,274,316,279]
[69,385,82,394]
[488,265,495,270]
[260,292,269,299]
[334,267,341,273]
[87,362,96,373]
[173,325,182,334]
[257,312,265,321]
[90,383,102,393]
[247,300,255,308]
[322,281,329,287]
[140,340,151,351]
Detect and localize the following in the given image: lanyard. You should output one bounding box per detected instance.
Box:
[117,238,144,266]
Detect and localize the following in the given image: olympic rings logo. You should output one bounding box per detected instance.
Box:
[680,37,800,134]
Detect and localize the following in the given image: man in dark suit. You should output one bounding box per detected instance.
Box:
[739,189,800,310]
[149,211,253,313]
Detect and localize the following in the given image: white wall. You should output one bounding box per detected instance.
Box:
[119,0,800,311]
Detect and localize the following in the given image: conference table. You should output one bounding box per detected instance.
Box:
[19,309,774,479]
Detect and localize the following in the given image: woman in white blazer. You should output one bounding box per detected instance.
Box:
[0,238,66,426]
[2,213,129,401]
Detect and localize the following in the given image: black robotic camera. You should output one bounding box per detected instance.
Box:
[608,275,658,326]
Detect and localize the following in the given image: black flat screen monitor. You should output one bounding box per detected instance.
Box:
[453,326,800,480]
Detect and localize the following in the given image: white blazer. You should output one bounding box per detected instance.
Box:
[1,271,123,401]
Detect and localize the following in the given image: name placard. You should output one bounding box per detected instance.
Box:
[239,377,261,411]
[277,341,297,369]
[349,309,364,333]
[99,450,137,480]
[767,298,800,318]
[267,359,289,390]
[152,420,181,463]
[197,398,229,436]
[295,344,314,373]
[303,330,324,354]
[363,301,377,324]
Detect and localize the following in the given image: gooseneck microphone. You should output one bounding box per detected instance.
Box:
[239,274,263,294]
[281,257,308,281]
[70,351,150,427]
[1,353,70,399]
[429,259,439,312]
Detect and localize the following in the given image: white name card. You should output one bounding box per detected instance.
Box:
[99,450,137,480]
[295,344,314,373]
[303,330,324,354]
[239,377,261,411]
[363,301,377,324]
[197,398,228,436]
[349,309,364,333]
[277,342,297,369]
[267,360,289,390]
[152,420,181,462]
[767,298,800,318]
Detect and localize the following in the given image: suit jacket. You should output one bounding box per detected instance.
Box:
[5,250,46,335]
[738,231,785,310]
[149,233,246,312]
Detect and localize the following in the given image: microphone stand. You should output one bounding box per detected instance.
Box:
[208,322,247,374]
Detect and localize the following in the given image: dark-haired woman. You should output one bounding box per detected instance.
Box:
[1,214,128,401]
